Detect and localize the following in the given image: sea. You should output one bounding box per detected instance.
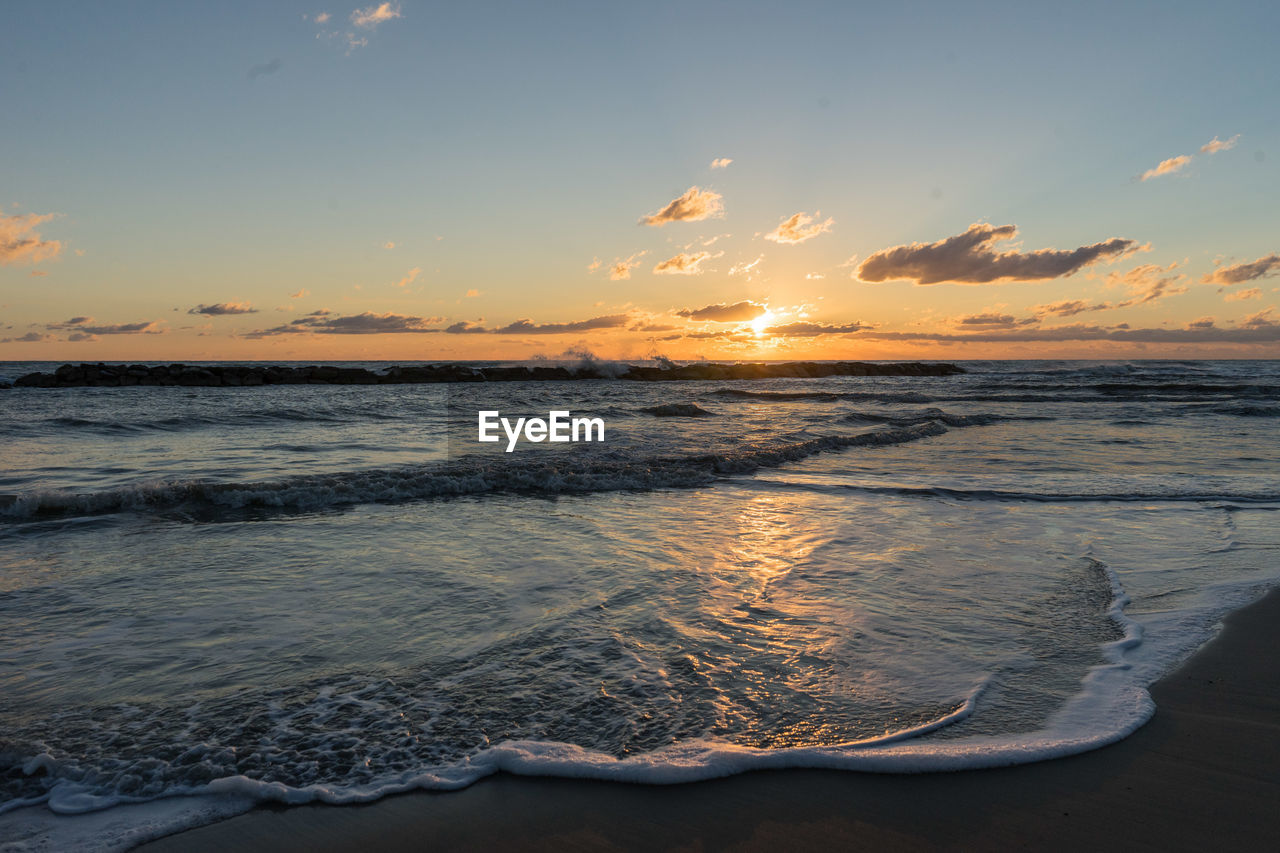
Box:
[1,359,1278,850]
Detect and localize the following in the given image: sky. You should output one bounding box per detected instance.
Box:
[3,0,1279,361]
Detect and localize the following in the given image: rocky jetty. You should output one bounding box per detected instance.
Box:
[8,361,964,389]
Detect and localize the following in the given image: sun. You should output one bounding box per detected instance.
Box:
[750,309,777,337]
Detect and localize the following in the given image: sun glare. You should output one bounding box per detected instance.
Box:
[750,309,776,337]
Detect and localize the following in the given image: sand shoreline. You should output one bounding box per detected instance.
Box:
[137,586,1280,852]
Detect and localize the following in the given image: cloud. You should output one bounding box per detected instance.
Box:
[1224,288,1261,302]
[383,241,396,249]
[188,302,259,316]
[444,321,487,334]
[855,322,1280,344]
[729,255,763,277]
[1186,316,1215,330]
[609,251,646,280]
[764,322,869,337]
[246,311,443,337]
[587,257,601,272]
[1239,308,1279,329]
[313,12,331,24]
[465,289,481,298]
[641,186,724,226]
[396,267,422,288]
[1200,135,1240,154]
[654,251,715,275]
[805,272,824,280]
[1,211,62,265]
[954,313,1038,329]
[491,314,631,335]
[676,301,767,322]
[764,212,834,245]
[247,59,281,80]
[710,158,733,169]
[1201,253,1280,285]
[857,223,1137,285]
[290,289,310,298]
[351,3,400,27]
[1032,299,1113,317]
[46,317,162,335]
[1110,263,1187,306]
[2,331,55,343]
[1140,155,1192,181]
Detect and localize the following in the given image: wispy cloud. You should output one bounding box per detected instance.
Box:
[710,158,733,169]
[351,3,401,28]
[764,212,833,245]
[676,301,767,322]
[641,186,724,226]
[654,251,716,275]
[188,302,258,316]
[2,331,56,343]
[729,254,763,277]
[1224,288,1261,302]
[290,289,310,299]
[764,321,869,337]
[1201,253,1280,285]
[0,211,62,265]
[858,223,1137,285]
[396,267,422,288]
[1200,134,1240,154]
[1110,262,1187,306]
[1032,299,1113,318]
[609,251,646,280]
[313,12,331,24]
[46,317,163,335]
[1140,155,1192,181]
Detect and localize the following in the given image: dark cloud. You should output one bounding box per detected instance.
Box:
[1032,300,1113,318]
[245,311,443,338]
[491,314,631,335]
[1,331,55,343]
[954,313,1038,329]
[1201,253,1280,285]
[46,317,162,335]
[444,321,488,334]
[675,301,767,322]
[764,322,870,337]
[858,223,1137,285]
[189,302,259,316]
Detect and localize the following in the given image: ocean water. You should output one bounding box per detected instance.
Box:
[2,360,1279,850]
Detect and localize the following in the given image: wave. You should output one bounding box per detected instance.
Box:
[0,421,956,521]
[0,558,1177,853]
[757,481,1280,504]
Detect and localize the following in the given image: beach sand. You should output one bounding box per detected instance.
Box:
[141,589,1280,852]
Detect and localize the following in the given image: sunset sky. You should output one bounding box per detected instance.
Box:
[3,1,1279,360]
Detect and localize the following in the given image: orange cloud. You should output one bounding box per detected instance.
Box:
[351,3,401,27]
[710,158,733,169]
[654,251,715,275]
[1140,155,1192,181]
[1224,288,1261,302]
[396,267,422,288]
[764,212,834,245]
[0,211,62,265]
[641,186,724,226]
[1200,134,1239,154]
[1111,263,1187,306]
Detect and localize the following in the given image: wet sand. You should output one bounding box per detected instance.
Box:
[141,588,1280,852]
